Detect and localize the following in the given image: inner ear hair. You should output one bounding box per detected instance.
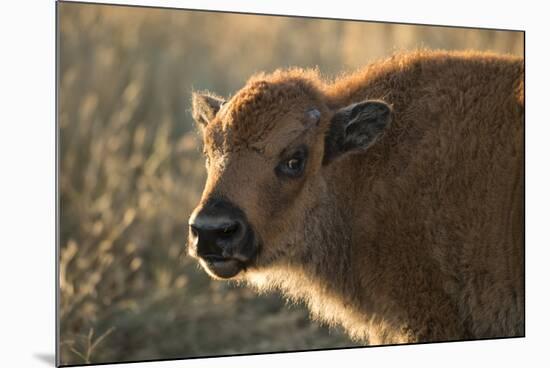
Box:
[323,99,392,165]
[343,100,391,149]
[191,91,226,127]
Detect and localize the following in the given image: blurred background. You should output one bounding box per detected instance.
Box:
[58,2,523,365]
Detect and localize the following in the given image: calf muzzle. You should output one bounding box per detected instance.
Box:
[188,198,258,278]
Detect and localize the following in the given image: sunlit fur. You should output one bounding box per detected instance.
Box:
[191,50,524,344]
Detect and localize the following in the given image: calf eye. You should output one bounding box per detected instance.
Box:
[287,158,301,170]
[276,146,308,178]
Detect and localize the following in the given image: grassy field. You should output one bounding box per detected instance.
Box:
[58,3,523,365]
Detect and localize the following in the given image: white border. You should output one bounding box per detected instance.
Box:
[1,0,548,367]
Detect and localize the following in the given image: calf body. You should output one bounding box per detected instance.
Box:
[188,50,524,344]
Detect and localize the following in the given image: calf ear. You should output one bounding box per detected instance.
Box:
[323,100,392,165]
[191,92,225,128]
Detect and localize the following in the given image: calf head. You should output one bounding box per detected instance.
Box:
[188,75,392,279]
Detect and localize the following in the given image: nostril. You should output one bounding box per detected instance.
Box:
[189,225,198,238]
[219,222,239,238]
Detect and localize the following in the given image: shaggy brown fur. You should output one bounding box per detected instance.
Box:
[189,50,524,345]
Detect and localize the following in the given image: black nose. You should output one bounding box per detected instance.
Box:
[189,219,244,257]
[188,200,248,258]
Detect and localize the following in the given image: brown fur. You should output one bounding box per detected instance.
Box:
[191,50,524,344]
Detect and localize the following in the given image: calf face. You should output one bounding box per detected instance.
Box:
[188,82,391,279]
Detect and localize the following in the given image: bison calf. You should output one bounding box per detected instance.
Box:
[188,50,524,345]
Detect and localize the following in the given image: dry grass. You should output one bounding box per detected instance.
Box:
[58,3,523,365]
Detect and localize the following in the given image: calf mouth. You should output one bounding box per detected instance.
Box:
[199,255,246,279]
[190,239,260,280]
